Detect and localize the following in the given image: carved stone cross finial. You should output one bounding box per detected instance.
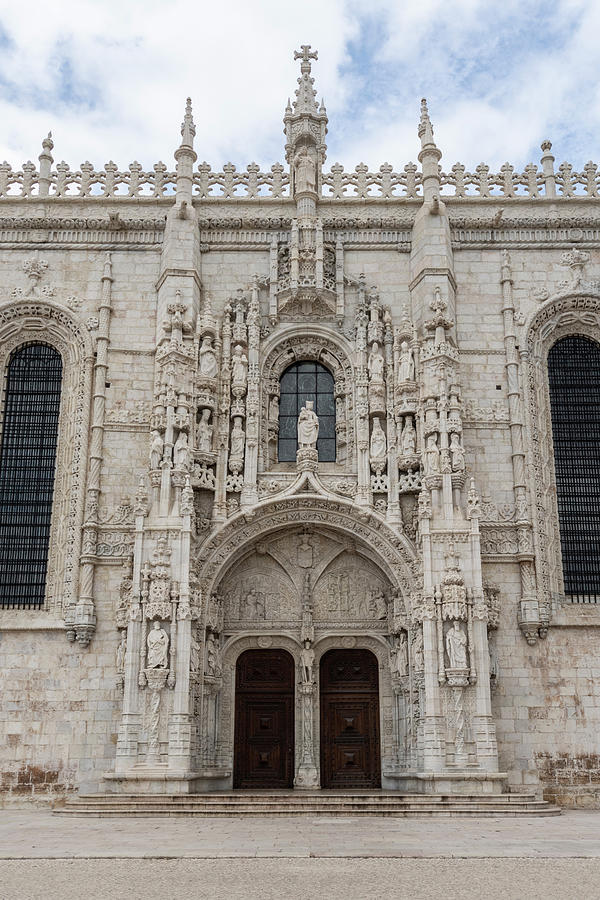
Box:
[294,44,318,73]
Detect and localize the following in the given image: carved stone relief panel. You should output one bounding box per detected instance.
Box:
[220,552,299,625]
[313,551,389,624]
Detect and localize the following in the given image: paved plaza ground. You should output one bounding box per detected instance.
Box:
[1,810,599,899]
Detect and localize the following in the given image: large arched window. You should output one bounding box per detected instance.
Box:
[0,344,62,609]
[278,361,335,462]
[548,335,600,602]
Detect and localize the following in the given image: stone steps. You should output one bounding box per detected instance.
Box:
[56,792,561,817]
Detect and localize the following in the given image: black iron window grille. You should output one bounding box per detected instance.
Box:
[548,335,600,603]
[278,361,336,463]
[0,344,62,609]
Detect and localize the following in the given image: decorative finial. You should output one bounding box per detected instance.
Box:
[294,44,318,75]
[418,97,435,146]
[180,97,196,148]
[42,132,54,152]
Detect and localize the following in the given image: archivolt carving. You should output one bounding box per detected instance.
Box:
[524,294,600,603]
[260,328,355,469]
[0,299,94,615]
[195,495,418,602]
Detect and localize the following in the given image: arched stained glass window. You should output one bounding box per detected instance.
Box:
[0,344,62,609]
[548,335,600,603]
[278,361,336,462]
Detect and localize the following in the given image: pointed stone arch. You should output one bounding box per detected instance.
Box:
[195,493,418,604]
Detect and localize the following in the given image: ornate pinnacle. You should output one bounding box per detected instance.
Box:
[180,97,196,148]
[294,44,318,75]
[418,97,435,147]
[41,132,54,153]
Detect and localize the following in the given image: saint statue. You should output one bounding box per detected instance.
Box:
[269,395,279,421]
[116,633,127,675]
[147,621,169,668]
[199,336,218,378]
[368,342,384,383]
[400,416,417,456]
[190,634,201,674]
[173,430,190,469]
[205,633,222,676]
[230,416,245,458]
[398,341,415,382]
[149,430,163,469]
[446,621,468,669]
[297,401,319,448]
[372,591,387,620]
[450,432,465,472]
[391,632,408,677]
[413,628,424,671]
[293,146,317,194]
[197,408,213,452]
[231,344,248,387]
[370,417,387,469]
[300,641,315,684]
[425,434,440,474]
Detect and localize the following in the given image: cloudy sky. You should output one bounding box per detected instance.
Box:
[0,0,598,175]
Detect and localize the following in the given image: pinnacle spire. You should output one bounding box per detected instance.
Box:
[418,98,436,149]
[180,97,196,149]
[290,44,322,116]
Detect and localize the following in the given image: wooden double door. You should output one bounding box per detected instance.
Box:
[320,648,381,789]
[233,647,381,790]
[234,649,295,789]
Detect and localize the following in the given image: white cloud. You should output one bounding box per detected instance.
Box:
[0,0,598,175]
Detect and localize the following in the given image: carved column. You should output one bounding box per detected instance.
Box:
[294,682,320,789]
[168,478,194,770]
[71,252,114,646]
[467,481,499,770]
[500,251,542,641]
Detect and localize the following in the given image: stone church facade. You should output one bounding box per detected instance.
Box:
[1,47,600,807]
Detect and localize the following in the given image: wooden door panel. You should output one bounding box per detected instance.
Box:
[320,649,381,789]
[234,649,295,789]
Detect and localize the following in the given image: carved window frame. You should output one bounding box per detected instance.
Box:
[261,332,355,471]
[0,300,94,621]
[524,294,600,607]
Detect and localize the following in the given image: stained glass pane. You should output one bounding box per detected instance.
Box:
[277,361,336,462]
[0,344,62,609]
[548,335,600,603]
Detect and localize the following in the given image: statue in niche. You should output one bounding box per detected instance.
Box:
[199,335,218,378]
[400,416,417,456]
[116,632,127,675]
[205,632,222,676]
[197,408,213,452]
[243,588,265,620]
[269,395,279,421]
[230,416,245,458]
[174,430,190,469]
[190,632,201,675]
[231,344,248,388]
[391,632,408,677]
[297,401,319,448]
[413,628,424,672]
[449,432,465,472]
[293,145,317,194]
[446,621,468,669]
[368,342,384,383]
[300,641,315,684]
[425,434,440,474]
[149,430,164,470]
[398,341,415,382]
[147,621,169,668]
[370,417,387,471]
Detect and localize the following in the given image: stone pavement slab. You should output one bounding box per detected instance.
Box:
[1,858,600,900]
[0,810,600,859]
